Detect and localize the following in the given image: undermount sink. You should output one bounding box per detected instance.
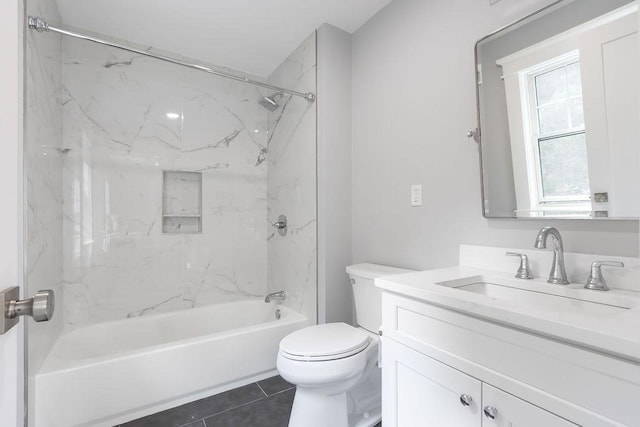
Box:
[436,277,633,319]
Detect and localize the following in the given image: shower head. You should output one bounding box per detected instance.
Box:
[258,92,284,112]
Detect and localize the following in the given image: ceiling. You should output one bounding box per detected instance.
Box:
[54,0,393,78]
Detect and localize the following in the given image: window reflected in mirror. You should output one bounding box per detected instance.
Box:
[476,0,639,219]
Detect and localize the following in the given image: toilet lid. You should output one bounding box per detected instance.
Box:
[279,323,371,361]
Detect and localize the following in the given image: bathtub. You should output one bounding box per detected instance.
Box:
[33,300,308,427]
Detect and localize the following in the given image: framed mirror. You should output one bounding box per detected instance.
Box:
[475,0,638,219]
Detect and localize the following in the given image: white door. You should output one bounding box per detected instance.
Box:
[481,384,576,427]
[0,1,25,426]
[382,338,481,427]
[580,8,639,216]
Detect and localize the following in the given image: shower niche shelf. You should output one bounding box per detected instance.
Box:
[162,171,202,234]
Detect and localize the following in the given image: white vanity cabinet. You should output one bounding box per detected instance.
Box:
[383,338,575,427]
[380,291,638,427]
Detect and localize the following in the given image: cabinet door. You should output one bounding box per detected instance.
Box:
[481,384,577,427]
[382,338,481,427]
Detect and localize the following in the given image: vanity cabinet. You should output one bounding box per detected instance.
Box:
[383,338,575,427]
[380,291,637,427]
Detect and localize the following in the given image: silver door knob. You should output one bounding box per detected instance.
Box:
[459,394,473,407]
[483,406,498,420]
[6,289,55,322]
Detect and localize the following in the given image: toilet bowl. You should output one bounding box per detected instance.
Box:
[277,323,380,427]
[277,263,413,427]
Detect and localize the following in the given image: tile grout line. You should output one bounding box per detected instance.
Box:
[202,395,267,423]
[198,383,267,420]
[202,387,296,427]
[267,386,295,397]
[256,382,269,398]
[124,379,290,427]
[178,419,205,427]
[165,384,269,427]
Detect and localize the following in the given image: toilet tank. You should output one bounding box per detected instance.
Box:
[346,263,414,333]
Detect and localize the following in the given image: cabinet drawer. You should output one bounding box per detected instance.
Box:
[482,383,577,427]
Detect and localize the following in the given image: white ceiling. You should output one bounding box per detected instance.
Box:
[54,0,393,78]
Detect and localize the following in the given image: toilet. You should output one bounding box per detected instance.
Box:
[277,263,413,427]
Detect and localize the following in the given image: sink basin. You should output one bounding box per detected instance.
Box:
[437,279,633,319]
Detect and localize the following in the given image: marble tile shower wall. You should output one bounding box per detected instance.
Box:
[25,0,64,373]
[59,37,307,329]
[267,33,318,323]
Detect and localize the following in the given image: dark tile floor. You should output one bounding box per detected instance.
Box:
[118,375,383,427]
[118,375,296,427]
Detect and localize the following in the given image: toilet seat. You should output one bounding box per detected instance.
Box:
[279,323,371,362]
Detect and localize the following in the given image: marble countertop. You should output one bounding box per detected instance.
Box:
[376,266,640,363]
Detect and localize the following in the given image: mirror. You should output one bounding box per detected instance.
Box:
[475,0,639,219]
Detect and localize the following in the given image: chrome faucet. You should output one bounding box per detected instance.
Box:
[534,227,569,285]
[264,290,286,303]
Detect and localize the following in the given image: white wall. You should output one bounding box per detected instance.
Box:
[0,1,23,426]
[352,0,639,271]
[317,24,354,324]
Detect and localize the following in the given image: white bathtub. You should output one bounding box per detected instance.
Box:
[33,300,308,427]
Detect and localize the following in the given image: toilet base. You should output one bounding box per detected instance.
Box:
[287,366,381,427]
[288,387,381,427]
[289,388,348,427]
[348,405,382,427]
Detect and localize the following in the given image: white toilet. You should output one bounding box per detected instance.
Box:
[277,263,413,427]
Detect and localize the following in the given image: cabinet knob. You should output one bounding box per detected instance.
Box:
[459,394,473,407]
[483,406,498,420]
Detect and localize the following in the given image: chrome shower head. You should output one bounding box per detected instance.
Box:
[258,92,284,112]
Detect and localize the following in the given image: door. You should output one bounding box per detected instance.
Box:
[481,384,576,427]
[382,338,481,427]
[580,8,639,216]
[0,1,25,427]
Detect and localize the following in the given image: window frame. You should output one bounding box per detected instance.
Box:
[519,50,591,211]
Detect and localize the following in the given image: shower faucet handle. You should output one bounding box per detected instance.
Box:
[506,252,534,280]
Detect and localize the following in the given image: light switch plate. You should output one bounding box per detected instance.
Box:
[411,185,422,207]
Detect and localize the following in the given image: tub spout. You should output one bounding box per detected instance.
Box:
[265,291,286,303]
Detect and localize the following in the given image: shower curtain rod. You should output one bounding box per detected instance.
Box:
[27,16,316,102]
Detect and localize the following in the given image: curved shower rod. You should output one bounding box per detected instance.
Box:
[27,16,316,103]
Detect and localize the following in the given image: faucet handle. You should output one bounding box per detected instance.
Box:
[506,252,534,280]
[585,261,624,291]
